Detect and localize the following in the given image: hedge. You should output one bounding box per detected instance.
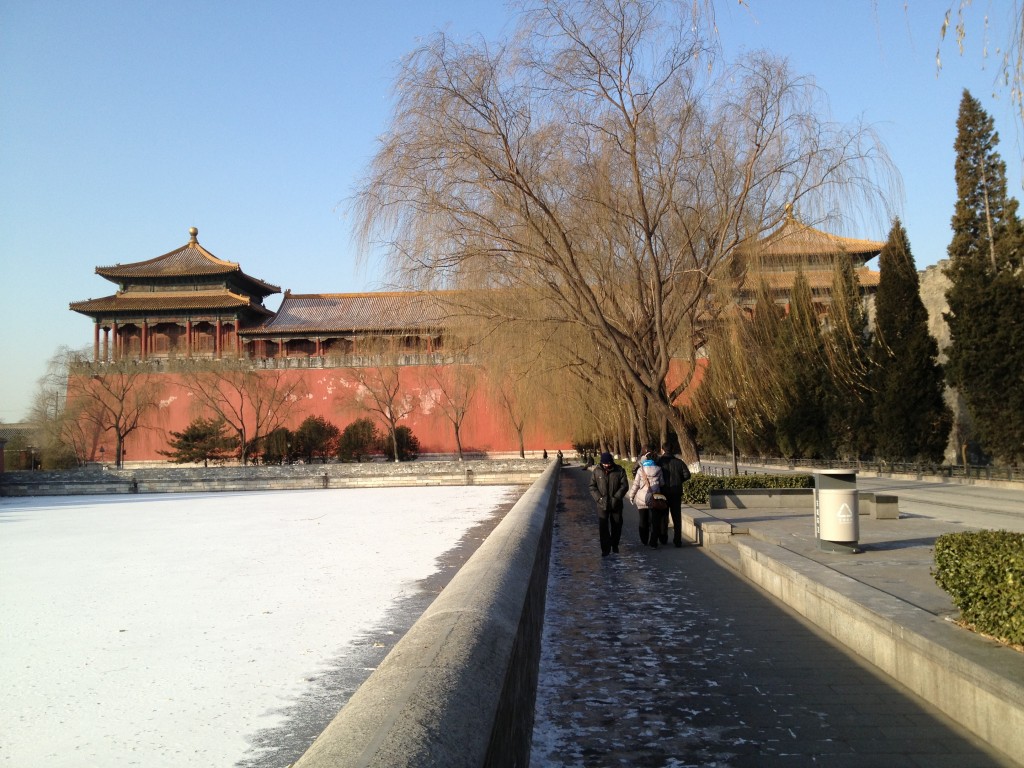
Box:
[933,530,1024,647]
[681,472,814,504]
[614,461,813,505]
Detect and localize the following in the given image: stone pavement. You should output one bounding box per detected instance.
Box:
[530,466,1022,767]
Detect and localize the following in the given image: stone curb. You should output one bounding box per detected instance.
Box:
[683,510,1024,761]
[290,460,560,768]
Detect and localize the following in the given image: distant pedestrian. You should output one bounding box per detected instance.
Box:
[589,452,628,556]
[657,443,690,547]
[556,449,564,465]
[628,450,666,548]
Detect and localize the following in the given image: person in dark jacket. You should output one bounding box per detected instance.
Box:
[656,442,691,547]
[589,452,628,556]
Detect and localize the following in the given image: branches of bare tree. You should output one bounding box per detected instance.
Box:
[66,360,162,468]
[28,346,99,467]
[355,0,895,463]
[344,364,417,463]
[936,1,1024,135]
[180,360,307,465]
[421,361,478,461]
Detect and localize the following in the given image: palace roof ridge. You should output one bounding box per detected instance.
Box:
[751,216,885,258]
[280,288,465,299]
[94,227,280,296]
[69,287,274,315]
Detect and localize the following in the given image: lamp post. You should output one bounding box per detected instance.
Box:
[99,445,105,466]
[726,392,738,476]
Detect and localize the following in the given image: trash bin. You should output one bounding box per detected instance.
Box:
[813,470,860,553]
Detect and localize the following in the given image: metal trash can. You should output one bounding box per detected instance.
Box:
[814,470,860,553]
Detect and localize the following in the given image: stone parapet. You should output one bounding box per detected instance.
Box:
[0,459,547,497]
[292,459,560,768]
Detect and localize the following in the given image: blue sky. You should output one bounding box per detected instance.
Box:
[1,0,1020,422]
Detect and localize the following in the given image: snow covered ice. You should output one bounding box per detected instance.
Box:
[0,485,518,767]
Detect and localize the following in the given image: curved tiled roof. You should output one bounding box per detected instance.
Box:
[95,228,280,296]
[69,290,273,316]
[738,267,881,293]
[244,291,451,336]
[752,217,884,259]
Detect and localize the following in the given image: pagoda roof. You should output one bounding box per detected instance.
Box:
[244,291,451,336]
[70,289,274,316]
[752,216,884,259]
[95,228,280,297]
[738,266,881,294]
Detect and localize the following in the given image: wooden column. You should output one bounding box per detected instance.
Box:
[215,319,222,358]
[141,321,149,360]
[93,322,101,362]
[186,319,193,357]
[112,322,120,361]
[102,327,110,362]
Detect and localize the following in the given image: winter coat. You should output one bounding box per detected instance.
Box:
[656,453,690,496]
[589,462,629,517]
[629,460,665,509]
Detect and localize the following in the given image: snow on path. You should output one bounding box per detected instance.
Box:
[0,485,518,767]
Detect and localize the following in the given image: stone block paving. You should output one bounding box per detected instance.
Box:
[530,467,1018,767]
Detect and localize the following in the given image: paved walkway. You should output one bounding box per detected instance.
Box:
[530,466,1021,767]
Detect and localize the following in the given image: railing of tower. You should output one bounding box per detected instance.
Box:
[700,453,1022,483]
[71,351,464,372]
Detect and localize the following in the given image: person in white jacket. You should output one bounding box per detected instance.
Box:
[628,450,666,548]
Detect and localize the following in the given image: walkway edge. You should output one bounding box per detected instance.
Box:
[290,460,559,768]
[707,533,1024,761]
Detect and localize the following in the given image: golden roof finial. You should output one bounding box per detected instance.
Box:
[189,226,198,243]
[784,202,793,219]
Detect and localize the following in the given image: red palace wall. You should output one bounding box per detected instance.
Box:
[82,365,570,462]
[73,358,706,463]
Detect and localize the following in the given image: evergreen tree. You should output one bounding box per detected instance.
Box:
[944,90,1024,464]
[159,417,236,466]
[824,254,872,459]
[294,415,340,463]
[380,425,420,462]
[337,418,379,462]
[773,271,831,459]
[871,220,951,463]
[260,427,295,465]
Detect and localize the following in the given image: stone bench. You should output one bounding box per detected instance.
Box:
[707,488,899,519]
[678,510,733,545]
[859,492,900,519]
[709,488,813,509]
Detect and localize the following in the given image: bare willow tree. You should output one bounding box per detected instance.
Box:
[345,364,417,462]
[29,346,98,467]
[421,362,478,460]
[935,1,1024,140]
[66,360,162,467]
[181,360,306,465]
[355,0,893,463]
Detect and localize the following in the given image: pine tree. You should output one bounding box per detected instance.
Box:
[944,90,1024,465]
[824,254,872,459]
[774,271,831,459]
[870,220,951,463]
[158,417,237,466]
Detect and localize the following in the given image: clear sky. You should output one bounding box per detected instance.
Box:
[1,1,1020,423]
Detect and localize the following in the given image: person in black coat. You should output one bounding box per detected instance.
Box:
[657,442,691,547]
[589,452,628,556]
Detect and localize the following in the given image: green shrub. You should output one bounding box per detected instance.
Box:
[614,463,813,504]
[933,530,1024,647]
[682,473,814,504]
